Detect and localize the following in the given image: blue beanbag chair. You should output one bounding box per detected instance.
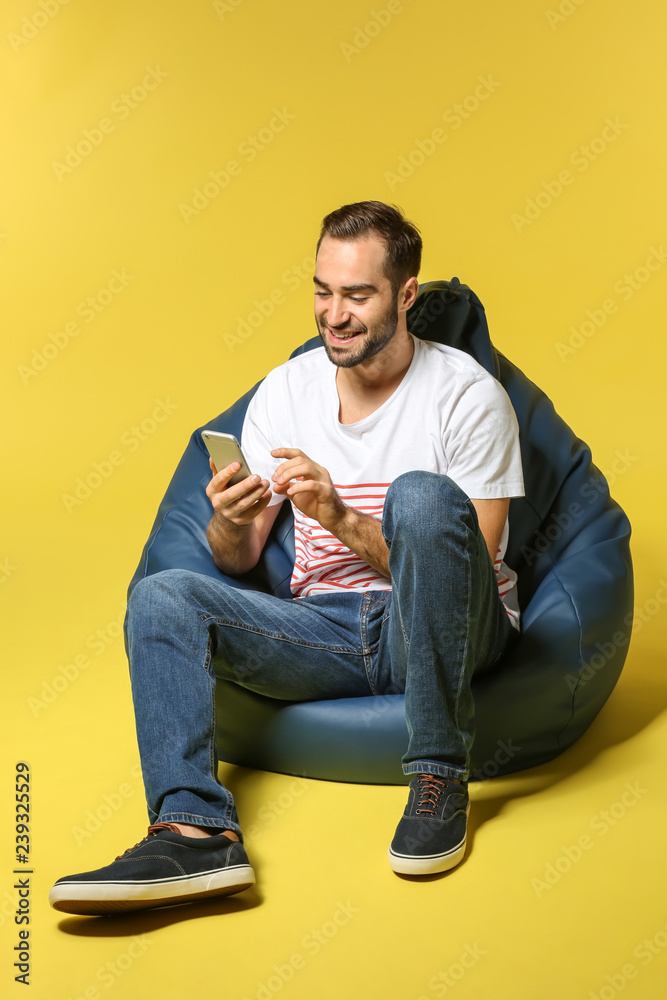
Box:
[125,278,633,784]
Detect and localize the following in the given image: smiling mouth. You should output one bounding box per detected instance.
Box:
[326,327,363,343]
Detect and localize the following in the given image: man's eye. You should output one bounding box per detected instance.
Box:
[314,291,367,303]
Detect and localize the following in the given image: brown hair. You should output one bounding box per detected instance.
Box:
[316,200,422,294]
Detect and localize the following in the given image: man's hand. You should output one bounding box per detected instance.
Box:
[271,448,348,532]
[272,448,391,578]
[205,458,278,576]
[205,457,272,525]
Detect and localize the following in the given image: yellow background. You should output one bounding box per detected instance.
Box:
[2,0,666,997]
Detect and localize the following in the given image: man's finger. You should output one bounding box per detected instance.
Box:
[273,461,316,483]
[211,463,245,490]
[215,481,269,516]
[219,485,273,522]
[271,447,304,459]
[226,475,266,500]
[286,479,320,496]
[210,472,267,505]
[229,481,270,509]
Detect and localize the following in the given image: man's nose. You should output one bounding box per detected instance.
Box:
[325,297,351,328]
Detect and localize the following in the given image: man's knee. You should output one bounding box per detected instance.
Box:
[128,569,201,622]
[386,470,466,505]
[383,471,469,541]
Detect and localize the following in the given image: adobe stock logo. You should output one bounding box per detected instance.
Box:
[222,254,314,352]
[60,397,179,514]
[51,67,168,181]
[17,268,135,384]
[531,781,648,900]
[418,942,487,1000]
[179,107,296,223]
[588,920,667,1000]
[213,0,246,18]
[384,75,501,191]
[27,603,127,717]
[545,0,590,30]
[555,246,667,361]
[511,117,629,233]
[0,558,18,585]
[340,1,407,61]
[241,901,359,1000]
[7,0,71,53]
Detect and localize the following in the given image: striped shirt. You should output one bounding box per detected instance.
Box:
[241,334,524,628]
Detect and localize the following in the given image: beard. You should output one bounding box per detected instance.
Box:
[316,293,400,368]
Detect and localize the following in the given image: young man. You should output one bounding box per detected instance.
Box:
[50,201,524,915]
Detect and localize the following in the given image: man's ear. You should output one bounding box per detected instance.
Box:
[399,276,420,312]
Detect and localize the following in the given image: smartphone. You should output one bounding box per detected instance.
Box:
[201,430,254,487]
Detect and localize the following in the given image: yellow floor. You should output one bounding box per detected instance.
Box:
[6,670,667,1000]
[2,1,666,997]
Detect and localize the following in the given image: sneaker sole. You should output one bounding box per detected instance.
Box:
[49,864,255,915]
[388,803,470,876]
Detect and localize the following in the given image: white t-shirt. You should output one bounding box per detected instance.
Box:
[241,333,525,628]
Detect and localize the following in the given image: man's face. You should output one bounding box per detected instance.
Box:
[313,235,400,368]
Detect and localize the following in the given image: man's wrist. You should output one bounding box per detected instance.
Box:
[328,504,391,579]
[207,512,258,575]
[326,500,355,538]
[209,510,251,536]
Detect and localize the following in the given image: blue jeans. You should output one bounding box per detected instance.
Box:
[126,472,518,839]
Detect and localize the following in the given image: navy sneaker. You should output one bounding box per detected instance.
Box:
[49,823,255,915]
[388,775,470,875]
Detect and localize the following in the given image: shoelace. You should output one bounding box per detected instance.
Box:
[415,775,450,815]
[114,822,181,860]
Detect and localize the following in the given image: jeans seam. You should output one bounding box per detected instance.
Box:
[403,763,468,780]
[199,614,359,654]
[203,633,217,785]
[158,812,243,834]
[383,524,409,651]
[394,591,410,651]
[452,515,473,755]
[359,593,379,696]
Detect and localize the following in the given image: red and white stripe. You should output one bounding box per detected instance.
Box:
[291,484,517,623]
[291,483,390,596]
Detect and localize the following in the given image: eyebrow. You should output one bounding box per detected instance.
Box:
[313,276,380,293]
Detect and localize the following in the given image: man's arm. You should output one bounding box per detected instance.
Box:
[331,497,509,576]
[270,448,509,576]
[329,506,391,579]
[469,497,510,563]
